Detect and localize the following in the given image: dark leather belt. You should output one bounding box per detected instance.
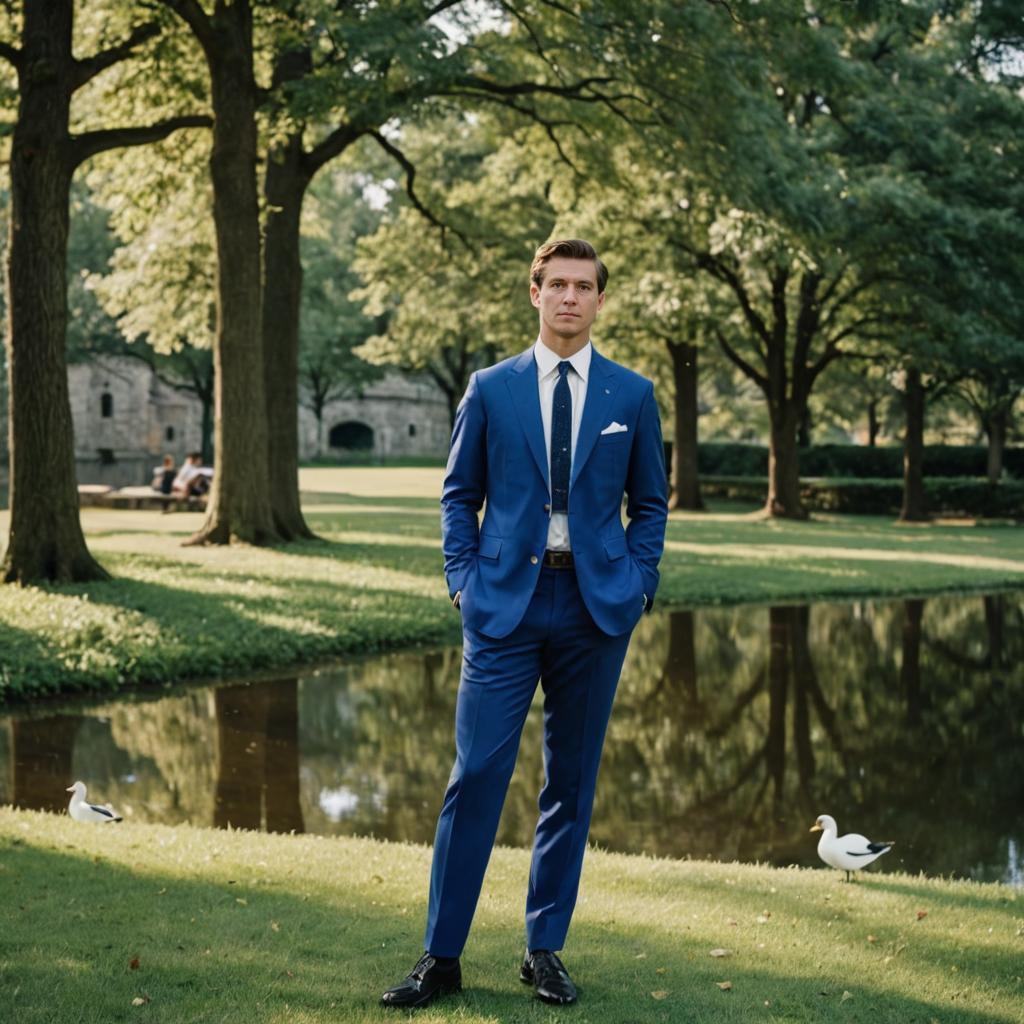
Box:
[543,550,574,569]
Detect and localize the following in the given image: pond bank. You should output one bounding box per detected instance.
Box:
[1,807,1019,1024]
[2,468,1024,703]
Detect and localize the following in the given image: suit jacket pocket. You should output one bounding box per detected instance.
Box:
[478,534,502,560]
[603,535,628,561]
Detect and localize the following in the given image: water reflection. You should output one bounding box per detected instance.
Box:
[2,592,1022,886]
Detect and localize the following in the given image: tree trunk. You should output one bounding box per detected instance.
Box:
[867,398,880,447]
[200,387,214,465]
[213,683,267,830]
[666,339,703,511]
[263,678,305,833]
[1,0,108,583]
[187,5,278,546]
[797,405,811,448]
[900,598,925,725]
[665,609,698,706]
[984,408,1007,484]
[899,366,928,522]
[12,714,81,812]
[766,606,789,806]
[766,402,806,519]
[262,132,315,540]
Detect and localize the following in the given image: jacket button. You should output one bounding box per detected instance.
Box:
[530,555,539,565]
[543,503,551,512]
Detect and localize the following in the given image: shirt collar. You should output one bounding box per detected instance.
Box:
[534,337,591,383]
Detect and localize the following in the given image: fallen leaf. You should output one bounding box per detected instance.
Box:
[867,935,877,944]
[916,910,928,921]
[270,921,280,932]
[841,991,853,1002]
[756,915,770,924]
[131,995,150,1006]
[129,957,140,970]
[656,967,666,974]
[651,990,668,1000]
[709,949,732,958]
[716,981,732,991]
[634,952,647,960]
[235,898,247,906]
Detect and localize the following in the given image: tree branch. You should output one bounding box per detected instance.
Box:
[73,21,161,91]
[159,0,214,55]
[715,327,769,393]
[304,123,365,176]
[369,130,471,248]
[70,114,212,169]
[0,41,20,69]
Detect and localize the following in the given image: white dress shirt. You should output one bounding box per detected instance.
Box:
[534,337,591,551]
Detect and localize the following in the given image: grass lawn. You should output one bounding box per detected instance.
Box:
[1,467,1024,702]
[2,807,1021,1024]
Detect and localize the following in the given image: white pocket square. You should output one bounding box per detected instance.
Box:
[600,421,628,435]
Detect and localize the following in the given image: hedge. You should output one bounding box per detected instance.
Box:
[688,443,1024,480]
[699,475,1024,517]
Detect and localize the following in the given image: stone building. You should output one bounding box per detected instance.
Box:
[68,356,451,488]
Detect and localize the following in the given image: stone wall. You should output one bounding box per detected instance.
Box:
[67,357,450,487]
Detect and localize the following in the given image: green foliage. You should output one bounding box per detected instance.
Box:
[698,443,1024,479]
[700,475,1024,517]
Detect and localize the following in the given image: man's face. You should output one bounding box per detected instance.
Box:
[530,257,605,341]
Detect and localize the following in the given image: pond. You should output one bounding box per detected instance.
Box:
[2,591,1022,887]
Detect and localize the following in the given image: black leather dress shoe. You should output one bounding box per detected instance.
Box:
[381,952,462,1009]
[520,949,578,1005]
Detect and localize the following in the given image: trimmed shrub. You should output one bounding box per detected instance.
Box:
[693,443,1024,480]
[699,476,1024,517]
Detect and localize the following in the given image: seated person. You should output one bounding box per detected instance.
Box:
[152,454,176,495]
[172,452,207,498]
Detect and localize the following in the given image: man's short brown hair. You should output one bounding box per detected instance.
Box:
[530,238,608,294]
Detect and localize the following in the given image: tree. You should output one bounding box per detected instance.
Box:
[0,1,207,583]
[157,0,275,546]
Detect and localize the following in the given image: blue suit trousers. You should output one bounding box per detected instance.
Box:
[424,565,633,957]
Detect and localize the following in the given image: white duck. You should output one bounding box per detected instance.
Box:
[67,781,123,824]
[810,814,892,881]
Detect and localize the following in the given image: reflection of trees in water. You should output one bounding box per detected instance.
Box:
[99,690,218,824]
[2,593,1021,882]
[9,715,80,812]
[214,680,303,833]
[297,647,549,848]
[594,595,1024,883]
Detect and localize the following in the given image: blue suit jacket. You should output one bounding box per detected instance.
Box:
[441,345,669,638]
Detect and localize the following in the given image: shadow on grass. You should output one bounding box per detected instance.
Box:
[1,835,1019,1024]
[0,557,461,706]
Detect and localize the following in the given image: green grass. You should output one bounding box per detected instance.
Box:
[2,467,1024,702]
[1,807,1021,1024]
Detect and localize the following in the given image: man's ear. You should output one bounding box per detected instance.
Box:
[529,282,541,309]
[596,291,606,313]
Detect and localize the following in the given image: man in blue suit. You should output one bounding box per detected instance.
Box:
[382,239,668,1009]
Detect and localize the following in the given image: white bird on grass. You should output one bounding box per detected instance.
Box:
[67,781,123,824]
[810,813,893,882]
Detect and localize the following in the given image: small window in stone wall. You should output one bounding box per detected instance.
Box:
[408,423,417,437]
[101,392,113,418]
[97,448,115,465]
[166,425,175,442]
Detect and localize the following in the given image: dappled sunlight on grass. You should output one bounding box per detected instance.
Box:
[2,807,1021,1024]
[664,539,1024,574]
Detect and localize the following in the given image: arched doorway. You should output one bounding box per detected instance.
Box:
[329,420,374,451]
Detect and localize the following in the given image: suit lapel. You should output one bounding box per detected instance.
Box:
[506,347,550,490]
[570,347,619,492]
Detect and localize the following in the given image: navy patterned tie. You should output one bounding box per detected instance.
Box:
[550,361,572,512]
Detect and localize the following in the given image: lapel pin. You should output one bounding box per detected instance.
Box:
[604,388,610,394]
